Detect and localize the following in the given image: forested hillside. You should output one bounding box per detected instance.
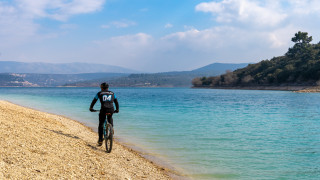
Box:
[193,32,320,88]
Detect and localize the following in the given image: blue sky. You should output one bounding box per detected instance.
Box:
[0,0,320,72]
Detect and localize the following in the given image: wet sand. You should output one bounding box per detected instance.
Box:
[0,100,178,179]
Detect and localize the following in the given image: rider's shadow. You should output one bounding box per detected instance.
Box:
[86,143,109,153]
[87,144,98,150]
[44,128,107,153]
[44,128,81,139]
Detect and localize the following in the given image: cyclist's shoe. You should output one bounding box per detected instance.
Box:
[97,140,103,146]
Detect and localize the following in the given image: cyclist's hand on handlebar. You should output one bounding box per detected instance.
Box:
[89,108,95,112]
[114,109,119,113]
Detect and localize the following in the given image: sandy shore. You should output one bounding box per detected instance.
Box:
[294,86,320,93]
[0,100,177,179]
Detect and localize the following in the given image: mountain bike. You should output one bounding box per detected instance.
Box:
[92,110,114,153]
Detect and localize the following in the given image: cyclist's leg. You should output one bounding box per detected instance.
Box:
[107,113,113,127]
[98,110,107,142]
[105,108,114,126]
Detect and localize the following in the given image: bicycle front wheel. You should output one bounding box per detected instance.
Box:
[104,124,113,153]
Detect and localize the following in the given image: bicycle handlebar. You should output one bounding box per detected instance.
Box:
[90,109,118,113]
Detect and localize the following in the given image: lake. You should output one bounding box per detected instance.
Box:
[1,87,319,179]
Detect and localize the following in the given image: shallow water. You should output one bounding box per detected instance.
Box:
[1,87,319,179]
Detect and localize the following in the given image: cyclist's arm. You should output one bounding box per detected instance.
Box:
[89,94,99,110]
[114,98,119,112]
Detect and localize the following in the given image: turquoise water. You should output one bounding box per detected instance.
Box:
[1,87,320,179]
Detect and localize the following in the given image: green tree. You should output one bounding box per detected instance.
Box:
[291,31,312,44]
[286,31,314,60]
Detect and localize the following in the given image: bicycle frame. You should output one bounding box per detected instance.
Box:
[92,110,114,153]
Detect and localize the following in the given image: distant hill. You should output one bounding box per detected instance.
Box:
[193,31,320,88]
[0,61,138,74]
[0,62,249,87]
[65,63,248,87]
[0,73,128,87]
[192,63,249,75]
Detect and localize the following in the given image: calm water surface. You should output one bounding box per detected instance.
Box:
[1,87,319,179]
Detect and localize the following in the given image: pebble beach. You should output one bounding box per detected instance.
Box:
[0,100,175,179]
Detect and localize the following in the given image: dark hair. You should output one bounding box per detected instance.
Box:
[100,82,109,90]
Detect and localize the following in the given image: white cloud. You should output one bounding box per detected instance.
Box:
[108,33,152,47]
[0,0,105,47]
[16,0,105,21]
[102,20,136,29]
[91,33,154,67]
[288,0,320,15]
[2,0,320,72]
[196,0,287,27]
[188,0,320,64]
[163,25,291,54]
[86,26,291,71]
[0,1,38,47]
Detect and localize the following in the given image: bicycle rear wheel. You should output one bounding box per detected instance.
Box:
[104,124,113,153]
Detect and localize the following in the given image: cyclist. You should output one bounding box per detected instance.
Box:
[89,82,119,146]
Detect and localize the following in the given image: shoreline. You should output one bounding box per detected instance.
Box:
[114,137,187,180]
[3,100,187,179]
[193,85,320,92]
[0,100,186,179]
